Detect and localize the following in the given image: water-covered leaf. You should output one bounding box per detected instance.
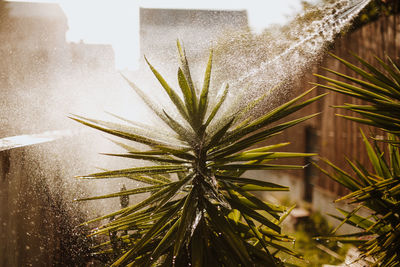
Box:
[101,153,188,164]
[174,189,198,257]
[205,117,234,149]
[148,218,180,266]
[80,165,186,179]
[144,56,190,122]
[214,163,304,171]
[178,67,196,119]
[204,198,253,266]
[111,197,185,266]
[199,49,213,123]
[76,184,167,201]
[210,113,319,159]
[204,83,229,127]
[216,175,289,190]
[177,40,197,106]
[226,194,281,233]
[70,116,185,149]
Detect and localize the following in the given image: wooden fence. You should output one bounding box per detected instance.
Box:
[273,13,400,199]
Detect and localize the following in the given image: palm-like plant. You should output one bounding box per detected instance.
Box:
[315,54,400,266]
[72,42,323,266]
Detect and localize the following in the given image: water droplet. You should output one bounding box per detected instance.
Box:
[190,211,202,237]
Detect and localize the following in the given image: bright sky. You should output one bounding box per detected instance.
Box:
[10,0,308,69]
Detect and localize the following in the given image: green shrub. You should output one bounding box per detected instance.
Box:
[316,54,400,266]
[72,41,323,266]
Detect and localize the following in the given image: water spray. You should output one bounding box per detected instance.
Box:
[233,0,371,87]
[0,130,76,152]
[216,0,372,121]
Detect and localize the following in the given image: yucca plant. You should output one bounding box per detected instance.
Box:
[72,41,323,266]
[315,54,400,266]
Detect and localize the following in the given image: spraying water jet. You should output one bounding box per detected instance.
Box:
[214,0,372,121]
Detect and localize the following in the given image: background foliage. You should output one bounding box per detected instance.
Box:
[316,53,400,266]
